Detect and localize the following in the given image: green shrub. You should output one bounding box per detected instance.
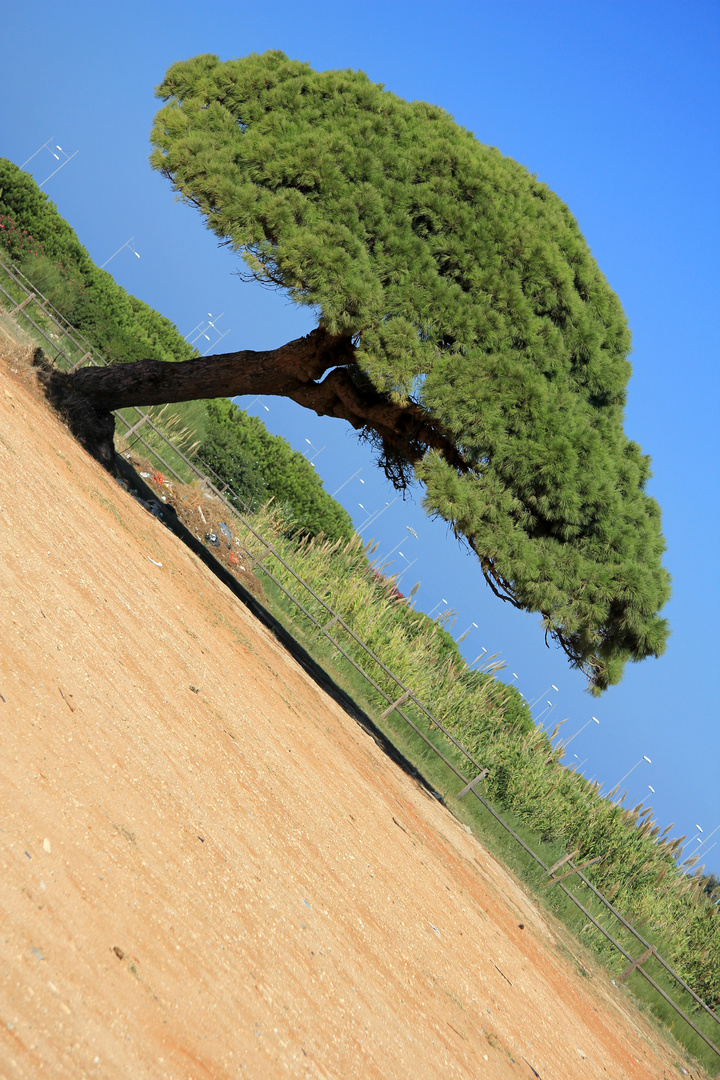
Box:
[201,399,354,541]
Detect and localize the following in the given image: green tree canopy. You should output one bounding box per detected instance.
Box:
[56,51,670,692]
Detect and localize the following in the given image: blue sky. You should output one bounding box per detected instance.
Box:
[3,0,719,875]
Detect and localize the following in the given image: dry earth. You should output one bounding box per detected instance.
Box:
[0,337,703,1079]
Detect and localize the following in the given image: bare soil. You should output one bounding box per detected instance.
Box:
[0,337,702,1079]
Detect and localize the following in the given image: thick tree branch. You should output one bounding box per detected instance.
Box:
[61,327,354,412]
[39,327,469,482]
[288,368,469,474]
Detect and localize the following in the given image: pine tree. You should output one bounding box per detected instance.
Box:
[47,51,670,692]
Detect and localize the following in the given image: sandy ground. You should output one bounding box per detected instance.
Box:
[0,339,702,1079]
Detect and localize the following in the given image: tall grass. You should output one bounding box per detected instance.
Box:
[231,506,720,1024]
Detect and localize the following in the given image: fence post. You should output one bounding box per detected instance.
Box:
[546,855,603,886]
[9,293,37,317]
[249,545,275,570]
[68,352,94,373]
[547,849,581,876]
[617,945,656,983]
[118,414,149,441]
[457,768,490,798]
[379,688,413,719]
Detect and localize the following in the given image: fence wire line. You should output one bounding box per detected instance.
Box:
[1,256,717,1060]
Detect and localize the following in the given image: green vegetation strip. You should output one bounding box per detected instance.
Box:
[189,508,720,1069]
[1,214,718,1072]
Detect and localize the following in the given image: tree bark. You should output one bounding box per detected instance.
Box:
[287,368,467,473]
[40,326,467,479]
[64,328,354,411]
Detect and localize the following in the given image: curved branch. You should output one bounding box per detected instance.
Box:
[288,367,469,474]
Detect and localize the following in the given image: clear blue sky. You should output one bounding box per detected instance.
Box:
[2,0,719,875]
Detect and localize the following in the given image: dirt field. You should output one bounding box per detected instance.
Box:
[0,339,702,1078]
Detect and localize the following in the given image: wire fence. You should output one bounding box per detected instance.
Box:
[1,254,717,1064]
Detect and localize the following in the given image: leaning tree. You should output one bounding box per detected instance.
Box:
[46,50,670,693]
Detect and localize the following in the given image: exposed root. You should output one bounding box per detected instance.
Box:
[33,350,118,472]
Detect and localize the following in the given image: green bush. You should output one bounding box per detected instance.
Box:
[200,399,354,541]
[0,158,199,371]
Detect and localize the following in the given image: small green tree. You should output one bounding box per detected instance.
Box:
[199,402,268,512]
[201,399,354,540]
[48,52,670,692]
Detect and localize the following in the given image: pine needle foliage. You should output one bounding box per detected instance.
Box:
[150,51,670,692]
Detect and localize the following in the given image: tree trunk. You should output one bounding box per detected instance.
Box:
[39,327,467,479]
[63,328,355,411]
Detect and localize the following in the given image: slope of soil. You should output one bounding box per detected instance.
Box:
[0,342,699,1078]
